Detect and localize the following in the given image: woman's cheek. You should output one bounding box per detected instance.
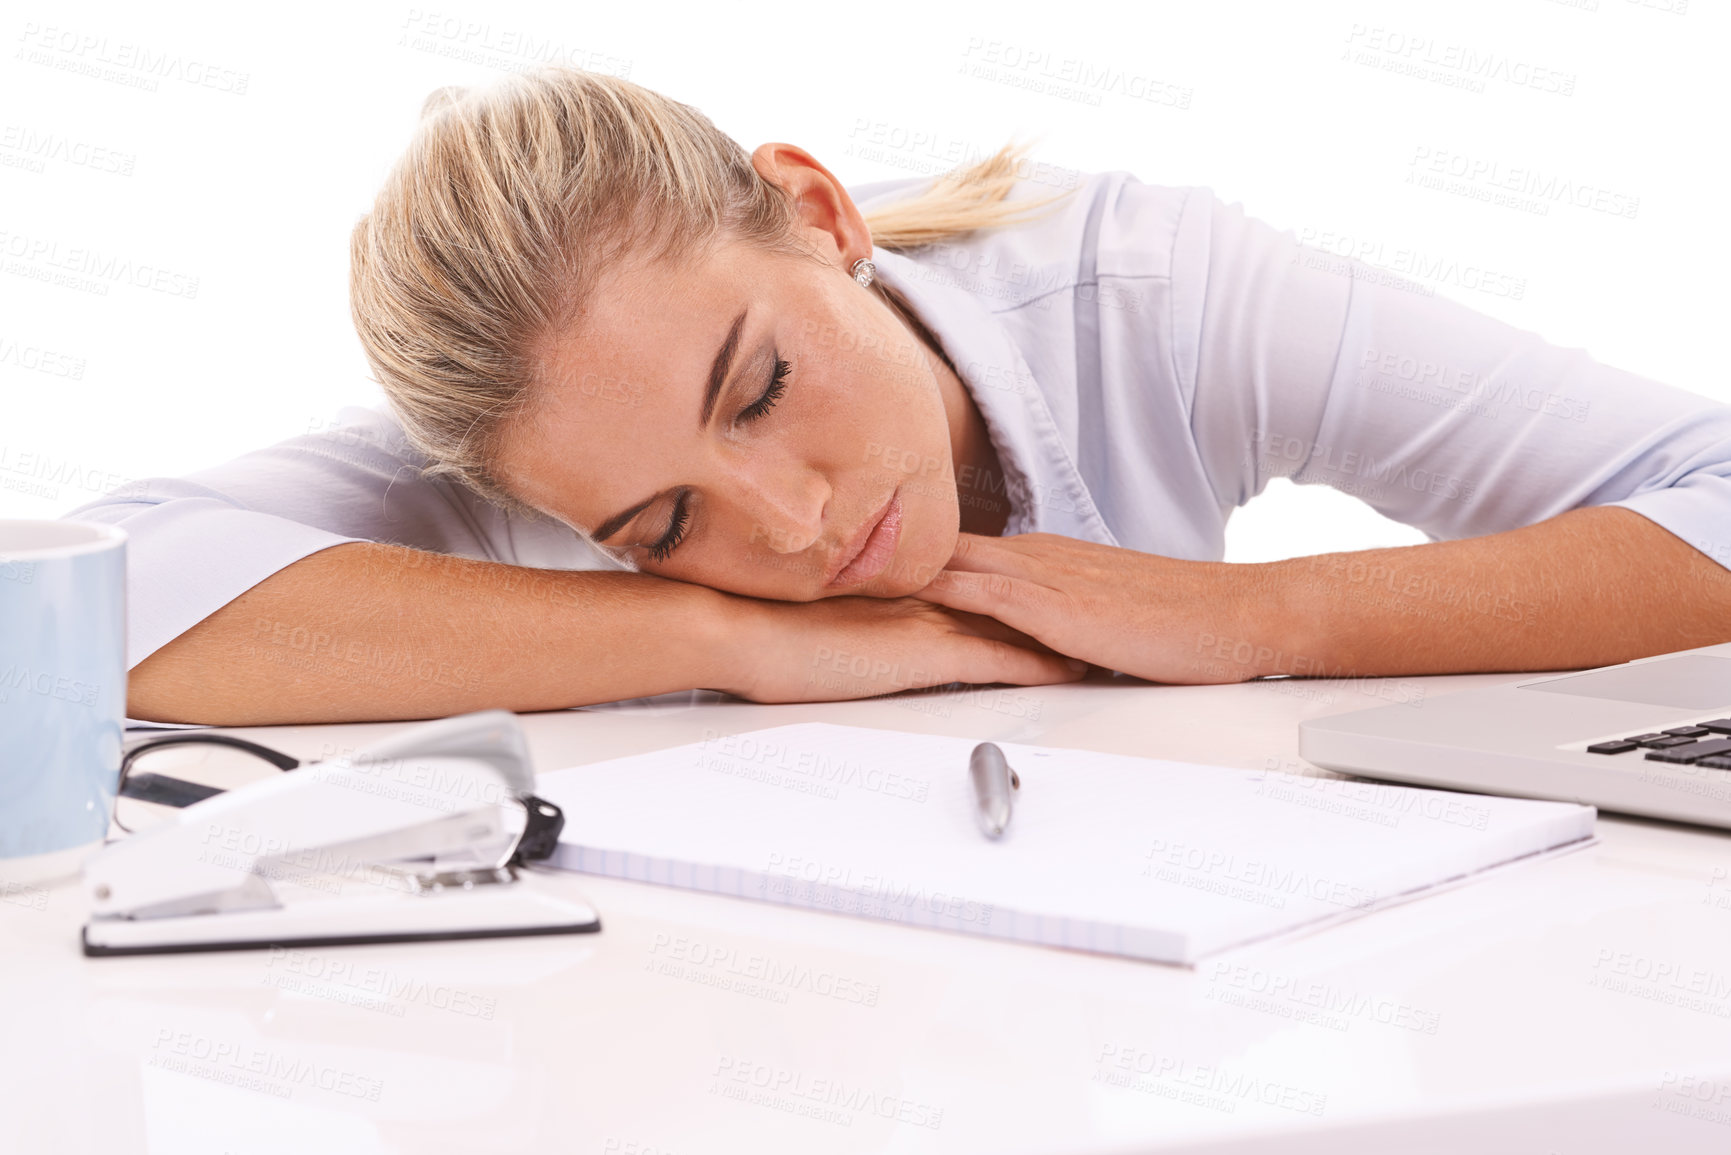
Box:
[882,505,959,593]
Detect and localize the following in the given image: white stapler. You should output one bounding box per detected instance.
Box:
[83,710,599,956]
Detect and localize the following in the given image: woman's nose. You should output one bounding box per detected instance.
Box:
[732,465,828,555]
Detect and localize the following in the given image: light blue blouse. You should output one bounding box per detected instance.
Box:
[68,170,1731,669]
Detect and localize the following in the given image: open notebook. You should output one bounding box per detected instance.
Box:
[536,723,1595,965]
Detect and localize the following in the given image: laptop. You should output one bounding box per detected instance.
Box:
[1297,642,1731,828]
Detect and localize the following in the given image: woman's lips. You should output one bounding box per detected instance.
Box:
[827,491,903,588]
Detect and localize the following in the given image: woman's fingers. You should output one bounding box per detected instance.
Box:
[912,566,1025,622]
[937,532,1071,576]
[909,603,1077,665]
[915,563,1081,671]
[936,606,1066,654]
[951,633,1087,687]
[932,532,1030,575]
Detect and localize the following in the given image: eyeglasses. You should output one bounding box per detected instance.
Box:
[110,731,566,868]
[114,733,302,835]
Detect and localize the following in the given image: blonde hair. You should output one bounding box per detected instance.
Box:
[349,67,1075,522]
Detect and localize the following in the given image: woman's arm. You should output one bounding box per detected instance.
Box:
[129,541,1083,725]
[918,182,1731,678]
[78,406,1077,724]
[1264,503,1731,679]
[1180,186,1731,559]
[913,507,1731,685]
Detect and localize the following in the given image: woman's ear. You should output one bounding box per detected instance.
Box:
[750,142,873,268]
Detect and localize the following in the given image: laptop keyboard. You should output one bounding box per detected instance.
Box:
[1586,718,1731,766]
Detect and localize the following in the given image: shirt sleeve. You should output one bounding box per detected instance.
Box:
[1180,184,1731,572]
[62,405,605,669]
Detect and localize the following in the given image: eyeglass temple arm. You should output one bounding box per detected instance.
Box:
[118,734,303,809]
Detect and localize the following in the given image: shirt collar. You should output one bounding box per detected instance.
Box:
[869,245,1119,545]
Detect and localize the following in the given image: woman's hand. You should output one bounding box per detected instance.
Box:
[718,592,1088,703]
[908,533,1279,685]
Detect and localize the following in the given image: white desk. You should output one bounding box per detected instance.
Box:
[6,672,1731,1154]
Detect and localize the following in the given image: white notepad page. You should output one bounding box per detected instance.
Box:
[537,723,1595,964]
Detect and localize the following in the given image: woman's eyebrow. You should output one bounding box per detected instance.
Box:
[698,306,749,428]
[595,306,749,541]
[592,495,658,543]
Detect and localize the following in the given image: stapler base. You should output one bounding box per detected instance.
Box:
[83,878,600,957]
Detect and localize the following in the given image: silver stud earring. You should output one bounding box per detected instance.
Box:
[850,257,876,288]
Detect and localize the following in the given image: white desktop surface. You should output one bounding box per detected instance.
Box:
[6,672,1731,1154]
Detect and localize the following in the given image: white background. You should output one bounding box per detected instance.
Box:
[2,0,1722,562]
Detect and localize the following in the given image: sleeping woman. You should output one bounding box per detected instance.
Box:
[76,67,1731,725]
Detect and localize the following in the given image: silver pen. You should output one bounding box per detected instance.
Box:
[969,742,1020,839]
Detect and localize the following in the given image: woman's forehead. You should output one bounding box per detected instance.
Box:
[544,238,773,373]
[500,245,792,508]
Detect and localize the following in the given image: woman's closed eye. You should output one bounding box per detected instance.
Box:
[646,355,793,561]
[647,490,690,562]
[737,355,791,424]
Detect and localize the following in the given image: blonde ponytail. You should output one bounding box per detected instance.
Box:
[861,139,1076,252]
[350,67,1074,514]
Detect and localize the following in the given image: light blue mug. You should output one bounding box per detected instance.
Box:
[0,519,127,882]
